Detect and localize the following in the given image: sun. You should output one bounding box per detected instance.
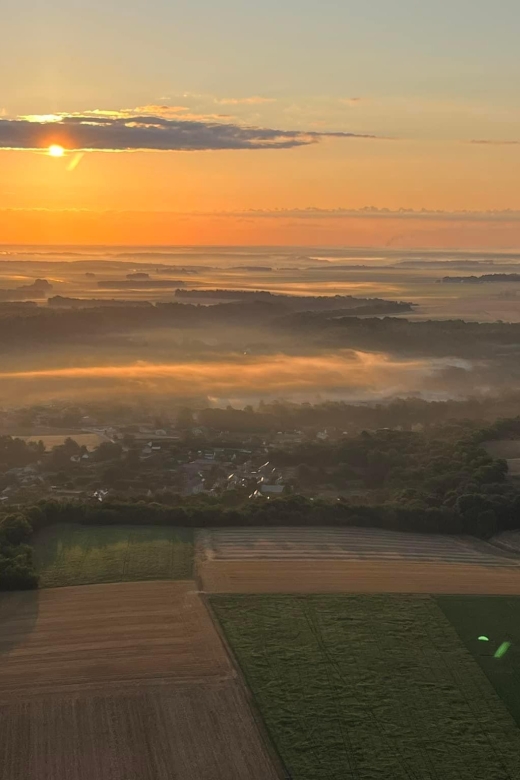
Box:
[48,144,65,157]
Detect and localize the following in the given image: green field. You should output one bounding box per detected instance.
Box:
[212,595,520,780]
[34,524,193,587]
[437,596,520,727]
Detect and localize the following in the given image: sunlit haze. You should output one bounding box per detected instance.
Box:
[1,1,520,246]
[3,6,520,780]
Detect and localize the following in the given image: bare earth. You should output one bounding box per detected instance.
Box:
[198,527,520,594]
[0,581,279,780]
[200,559,520,594]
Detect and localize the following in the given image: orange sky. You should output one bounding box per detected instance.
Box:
[2,0,520,248]
[1,138,520,247]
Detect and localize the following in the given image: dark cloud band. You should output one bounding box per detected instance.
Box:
[0,115,376,151]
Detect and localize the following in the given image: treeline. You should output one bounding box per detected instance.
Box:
[440,274,520,284]
[196,399,520,434]
[4,300,520,359]
[0,513,38,590]
[269,429,517,536]
[0,299,299,346]
[476,417,520,442]
[0,296,408,345]
[0,436,44,472]
[0,278,53,302]
[176,289,413,314]
[281,314,520,357]
[10,492,509,539]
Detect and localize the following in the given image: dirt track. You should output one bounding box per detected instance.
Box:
[199,559,520,594]
[0,581,280,780]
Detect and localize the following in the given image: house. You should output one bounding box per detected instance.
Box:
[260,484,284,495]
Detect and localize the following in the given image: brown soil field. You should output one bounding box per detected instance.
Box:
[0,581,230,699]
[0,581,280,780]
[199,559,520,595]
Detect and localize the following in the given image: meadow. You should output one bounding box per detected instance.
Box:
[34,524,193,587]
[212,594,520,780]
[438,596,520,727]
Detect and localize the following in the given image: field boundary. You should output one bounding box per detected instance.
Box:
[202,594,288,780]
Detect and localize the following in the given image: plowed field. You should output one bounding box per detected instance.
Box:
[199,527,520,594]
[0,581,279,780]
[200,559,520,594]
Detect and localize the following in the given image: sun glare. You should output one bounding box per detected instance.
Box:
[48,144,65,157]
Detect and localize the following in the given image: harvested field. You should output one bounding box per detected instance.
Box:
[199,527,520,594]
[0,581,229,699]
[213,594,520,780]
[200,559,520,594]
[202,526,518,565]
[35,524,193,587]
[494,530,520,553]
[0,582,279,780]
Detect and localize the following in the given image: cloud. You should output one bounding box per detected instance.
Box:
[204,207,520,223]
[214,96,277,105]
[3,206,520,224]
[470,139,520,146]
[106,105,233,121]
[0,114,376,152]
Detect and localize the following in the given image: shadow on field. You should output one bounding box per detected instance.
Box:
[0,590,40,655]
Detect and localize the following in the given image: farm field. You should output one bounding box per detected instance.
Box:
[199,527,520,594]
[34,524,193,587]
[212,594,520,780]
[493,531,520,553]
[437,596,520,726]
[0,581,230,698]
[18,433,105,450]
[202,526,517,564]
[200,559,520,594]
[0,582,279,780]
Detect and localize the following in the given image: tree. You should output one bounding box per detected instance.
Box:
[177,408,195,430]
[93,442,123,462]
[0,514,33,545]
